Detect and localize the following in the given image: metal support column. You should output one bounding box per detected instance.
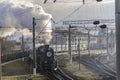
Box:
[55,36,57,53]
[21,34,25,61]
[106,28,110,60]
[111,29,113,55]
[88,30,90,57]
[68,24,72,64]
[21,34,24,52]
[115,0,120,79]
[61,36,62,51]
[78,36,80,70]
[83,0,85,4]
[32,17,36,75]
[0,39,2,80]
[65,36,67,51]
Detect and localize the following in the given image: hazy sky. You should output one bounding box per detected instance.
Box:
[42,1,115,21]
[0,0,115,41]
[1,0,115,26]
[3,0,114,22]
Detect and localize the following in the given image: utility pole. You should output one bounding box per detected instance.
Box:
[78,36,80,70]
[115,0,120,79]
[0,39,2,80]
[68,24,72,64]
[110,29,113,55]
[21,34,25,61]
[83,0,85,4]
[88,30,90,57]
[106,28,110,61]
[32,17,36,75]
[55,36,57,54]
[61,36,62,51]
[65,36,67,51]
[21,34,24,52]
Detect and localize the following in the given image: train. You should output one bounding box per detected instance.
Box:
[36,45,57,71]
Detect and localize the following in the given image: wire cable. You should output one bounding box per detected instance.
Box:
[55,1,98,24]
[55,4,84,24]
[35,18,54,39]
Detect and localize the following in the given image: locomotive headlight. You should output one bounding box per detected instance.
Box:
[46,52,52,57]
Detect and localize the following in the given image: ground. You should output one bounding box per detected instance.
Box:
[2,58,47,80]
[55,52,102,80]
[2,53,103,80]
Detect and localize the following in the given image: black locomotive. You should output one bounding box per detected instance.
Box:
[36,45,57,70]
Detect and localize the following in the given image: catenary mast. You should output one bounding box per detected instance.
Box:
[115,0,120,79]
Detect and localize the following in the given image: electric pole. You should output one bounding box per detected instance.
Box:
[88,30,90,57]
[68,24,72,64]
[21,34,25,61]
[83,0,85,4]
[115,0,120,79]
[0,38,2,80]
[78,36,80,70]
[33,17,36,75]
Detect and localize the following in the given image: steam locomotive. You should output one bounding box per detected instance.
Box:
[36,45,57,71]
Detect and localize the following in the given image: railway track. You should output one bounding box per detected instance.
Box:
[74,54,116,79]
[44,68,73,80]
[90,55,116,76]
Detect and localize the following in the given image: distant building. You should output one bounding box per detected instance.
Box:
[51,26,98,50]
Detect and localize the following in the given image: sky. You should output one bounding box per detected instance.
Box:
[1,1,115,25]
[16,0,114,27]
[2,0,114,26]
[0,0,53,44]
[40,0,115,26]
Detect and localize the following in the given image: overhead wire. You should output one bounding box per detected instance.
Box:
[35,18,52,39]
[55,1,100,24]
[55,4,84,24]
[41,0,105,25]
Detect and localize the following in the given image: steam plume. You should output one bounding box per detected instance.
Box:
[0,0,52,44]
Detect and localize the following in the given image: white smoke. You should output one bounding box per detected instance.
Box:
[0,0,52,44]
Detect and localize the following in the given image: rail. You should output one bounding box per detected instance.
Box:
[44,68,73,80]
[74,54,116,79]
